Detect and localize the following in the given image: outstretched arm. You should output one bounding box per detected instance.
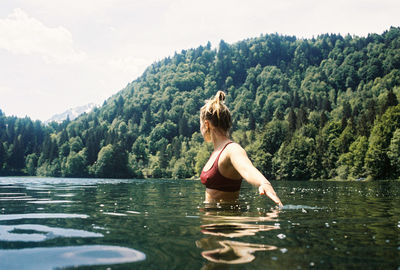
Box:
[229,144,283,207]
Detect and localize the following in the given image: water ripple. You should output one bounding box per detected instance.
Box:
[280,204,321,210]
[0,224,103,242]
[27,200,74,204]
[0,213,88,221]
[0,245,146,270]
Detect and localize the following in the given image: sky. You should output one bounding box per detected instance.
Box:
[0,0,399,121]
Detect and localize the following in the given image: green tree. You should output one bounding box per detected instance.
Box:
[274,134,315,180]
[92,144,115,178]
[64,149,88,177]
[365,105,400,179]
[0,143,6,174]
[260,120,288,155]
[69,136,84,153]
[387,129,400,178]
[25,153,38,176]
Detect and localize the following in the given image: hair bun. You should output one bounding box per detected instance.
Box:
[215,91,226,102]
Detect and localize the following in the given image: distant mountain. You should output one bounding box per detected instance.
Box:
[45,103,97,123]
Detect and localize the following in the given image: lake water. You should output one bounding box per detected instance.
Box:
[0,177,399,269]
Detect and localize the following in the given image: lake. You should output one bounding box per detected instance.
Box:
[0,177,399,269]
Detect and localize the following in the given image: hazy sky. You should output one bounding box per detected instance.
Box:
[1,0,399,121]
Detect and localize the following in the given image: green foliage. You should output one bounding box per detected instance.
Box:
[337,136,369,180]
[90,144,130,178]
[1,27,400,180]
[25,153,38,176]
[387,129,400,178]
[274,134,315,180]
[365,105,400,179]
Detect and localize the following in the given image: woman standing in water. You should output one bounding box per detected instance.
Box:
[200,91,283,206]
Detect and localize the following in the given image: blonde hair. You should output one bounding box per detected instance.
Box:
[200,91,232,134]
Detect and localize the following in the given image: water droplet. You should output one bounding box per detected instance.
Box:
[277,233,286,239]
[310,262,315,267]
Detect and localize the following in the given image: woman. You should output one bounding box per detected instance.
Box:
[200,91,283,207]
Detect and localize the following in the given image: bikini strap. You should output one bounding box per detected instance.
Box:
[215,141,233,164]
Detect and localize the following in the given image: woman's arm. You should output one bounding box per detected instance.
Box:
[229,143,283,206]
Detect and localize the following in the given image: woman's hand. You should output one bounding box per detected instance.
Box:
[259,182,283,207]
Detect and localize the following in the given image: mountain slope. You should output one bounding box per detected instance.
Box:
[1,27,400,180]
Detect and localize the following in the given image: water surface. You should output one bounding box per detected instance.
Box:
[0,177,399,269]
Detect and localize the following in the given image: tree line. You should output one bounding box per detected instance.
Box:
[1,27,400,180]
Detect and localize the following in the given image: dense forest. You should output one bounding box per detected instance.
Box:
[1,27,400,181]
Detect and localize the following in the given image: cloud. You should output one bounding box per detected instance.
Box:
[0,8,86,63]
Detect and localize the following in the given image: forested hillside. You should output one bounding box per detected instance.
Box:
[1,27,400,180]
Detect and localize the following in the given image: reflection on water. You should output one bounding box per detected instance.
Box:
[0,213,89,221]
[197,239,277,264]
[0,224,103,242]
[0,177,399,269]
[27,200,74,204]
[0,178,148,269]
[198,205,280,264]
[280,204,321,210]
[0,245,146,270]
[200,222,278,238]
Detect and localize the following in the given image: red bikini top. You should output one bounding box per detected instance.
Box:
[200,142,242,192]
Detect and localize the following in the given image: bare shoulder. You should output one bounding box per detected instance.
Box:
[226,142,247,156]
[225,142,253,173]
